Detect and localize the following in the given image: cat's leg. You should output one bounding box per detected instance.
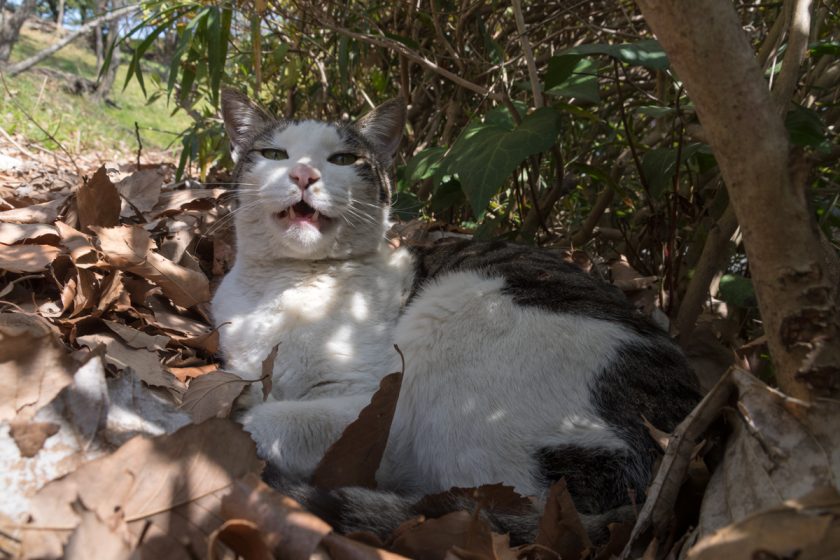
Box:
[241,394,372,479]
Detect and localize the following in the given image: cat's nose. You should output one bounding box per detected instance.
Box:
[289,164,321,190]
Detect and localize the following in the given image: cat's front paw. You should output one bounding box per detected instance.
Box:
[239,396,370,479]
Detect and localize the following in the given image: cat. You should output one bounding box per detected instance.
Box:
[211,89,700,543]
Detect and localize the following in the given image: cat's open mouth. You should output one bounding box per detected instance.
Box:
[275,201,331,229]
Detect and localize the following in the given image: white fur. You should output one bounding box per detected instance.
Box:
[214,111,643,497]
[379,271,637,497]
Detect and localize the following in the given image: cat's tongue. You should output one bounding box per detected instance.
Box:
[278,201,323,229]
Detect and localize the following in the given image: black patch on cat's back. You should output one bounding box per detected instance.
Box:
[408,240,660,336]
[535,342,700,514]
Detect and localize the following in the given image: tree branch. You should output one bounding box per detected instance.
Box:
[635,0,840,400]
[2,4,139,77]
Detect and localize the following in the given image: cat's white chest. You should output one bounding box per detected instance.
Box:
[213,249,413,400]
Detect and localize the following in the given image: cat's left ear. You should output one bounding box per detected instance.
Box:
[221,88,275,162]
[355,98,406,163]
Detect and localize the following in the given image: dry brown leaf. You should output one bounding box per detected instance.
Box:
[0,222,58,244]
[417,484,533,517]
[687,487,840,560]
[391,510,516,560]
[0,312,76,422]
[152,188,228,217]
[8,420,60,457]
[63,509,133,560]
[96,270,131,314]
[322,533,411,560]
[180,370,251,422]
[0,195,67,224]
[77,166,121,233]
[207,519,272,560]
[221,474,332,560]
[312,372,402,490]
[69,268,98,317]
[93,224,210,307]
[116,168,164,217]
[103,319,171,351]
[76,332,181,393]
[177,327,221,354]
[168,363,219,383]
[0,243,61,272]
[55,221,99,267]
[535,479,592,560]
[21,419,263,559]
[146,305,211,336]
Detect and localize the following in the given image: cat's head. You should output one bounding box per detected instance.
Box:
[221,89,405,261]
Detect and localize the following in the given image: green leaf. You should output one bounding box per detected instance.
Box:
[719,274,756,308]
[809,40,840,57]
[429,176,466,213]
[544,55,581,89]
[561,39,669,70]
[405,147,447,182]
[391,191,422,220]
[544,58,599,103]
[441,107,560,216]
[641,143,706,199]
[636,105,675,118]
[785,104,830,150]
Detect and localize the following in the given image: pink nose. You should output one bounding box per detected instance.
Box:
[289,164,320,190]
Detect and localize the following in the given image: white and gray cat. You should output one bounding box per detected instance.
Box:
[212,89,700,542]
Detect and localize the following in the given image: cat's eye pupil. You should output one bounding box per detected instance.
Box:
[329,153,358,166]
[260,148,288,160]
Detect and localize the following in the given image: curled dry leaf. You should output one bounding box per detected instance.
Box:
[103,319,170,351]
[391,510,517,560]
[180,370,252,423]
[92,224,210,307]
[54,221,99,267]
[76,166,121,233]
[21,419,263,559]
[76,332,181,393]
[312,372,403,490]
[535,479,593,560]
[687,486,840,560]
[0,195,67,224]
[0,243,62,273]
[152,188,229,218]
[0,222,58,245]
[221,474,332,560]
[116,168,164,217]
[207,519,272,560]
[0,312,76,422]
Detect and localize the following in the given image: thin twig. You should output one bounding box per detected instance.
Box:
[134,121,143,168]
[511,0,543,109]
[612,60,654,213]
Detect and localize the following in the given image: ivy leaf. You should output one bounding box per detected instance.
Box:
[561,39,669,70]
[405,147,447,182]
[544,57,600,104]
[785,104,830,151]
[641,143,707,199]
[441,107,560,217]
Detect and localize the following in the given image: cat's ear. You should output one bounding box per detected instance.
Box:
[355,98,406,162]
[221,88,274,161]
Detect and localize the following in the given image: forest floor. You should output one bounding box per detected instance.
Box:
[1,18,839,560]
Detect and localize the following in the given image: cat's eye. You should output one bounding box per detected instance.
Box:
[260,148,289,160]
[328,153,359,166]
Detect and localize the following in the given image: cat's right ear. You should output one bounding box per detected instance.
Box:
[221,89,273,162]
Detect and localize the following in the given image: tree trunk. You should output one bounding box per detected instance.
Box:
[0,0,37,63]
[634,0,840,400]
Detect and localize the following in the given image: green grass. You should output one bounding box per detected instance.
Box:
[1,22,192,156]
